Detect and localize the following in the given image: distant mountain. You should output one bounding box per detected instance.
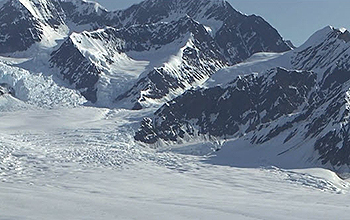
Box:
[135,26,350,170]
[117,0,291,64]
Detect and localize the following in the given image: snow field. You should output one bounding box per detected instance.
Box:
[0,106,349,220]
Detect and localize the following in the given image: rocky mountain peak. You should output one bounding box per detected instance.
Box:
[59,0,108,16]
[120,0,238,27]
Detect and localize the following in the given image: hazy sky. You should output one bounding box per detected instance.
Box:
[93,0,350,47]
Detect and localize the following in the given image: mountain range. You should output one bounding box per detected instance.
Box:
[1,0,350,172]
[0,0,291,107]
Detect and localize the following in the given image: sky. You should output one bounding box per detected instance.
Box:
[92,0,350,47]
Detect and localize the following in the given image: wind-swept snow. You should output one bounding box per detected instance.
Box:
[204,52,287,88]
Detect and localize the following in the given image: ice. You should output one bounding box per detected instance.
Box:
[17,0,69,48]
[0,61,86,109]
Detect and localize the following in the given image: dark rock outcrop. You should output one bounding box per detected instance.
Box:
[135,68,316,144]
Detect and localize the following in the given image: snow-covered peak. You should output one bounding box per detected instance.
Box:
[173,0,226,6]
[339,27,348,33]
[299,26,350,50]
[0,0,70,53]
[136,0,225,6]
[290,26,350,79]
[207,25,350,89]
[60,0,107,15]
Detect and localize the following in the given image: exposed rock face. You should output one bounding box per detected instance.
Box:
[135,68,316,143]
[50,17,226,105]
[0,0,47,53]
[1,0,350,172]
[0,83,15,97]
[114,16,227,109]
[49,37,101,102]
[59,0,121,28]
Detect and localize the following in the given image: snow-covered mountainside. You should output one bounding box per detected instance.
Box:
[49,0,291,107]
[1,0,349,172]
[59,0,122,29]
[118,0,291,64]
[135,26,350,172]
[135,67,316,143]
[0,0,67,53]
[50,17,226,107]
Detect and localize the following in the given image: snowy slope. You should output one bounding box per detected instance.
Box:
[115,17,228,109]
[50,0,291,108]
[1,1,348,171]
[0,0,121,54]
[208,26,350,88]
[50,27,150,105]
[117,0,291,63]
[51,16,227,108]
[59,0,122,29]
